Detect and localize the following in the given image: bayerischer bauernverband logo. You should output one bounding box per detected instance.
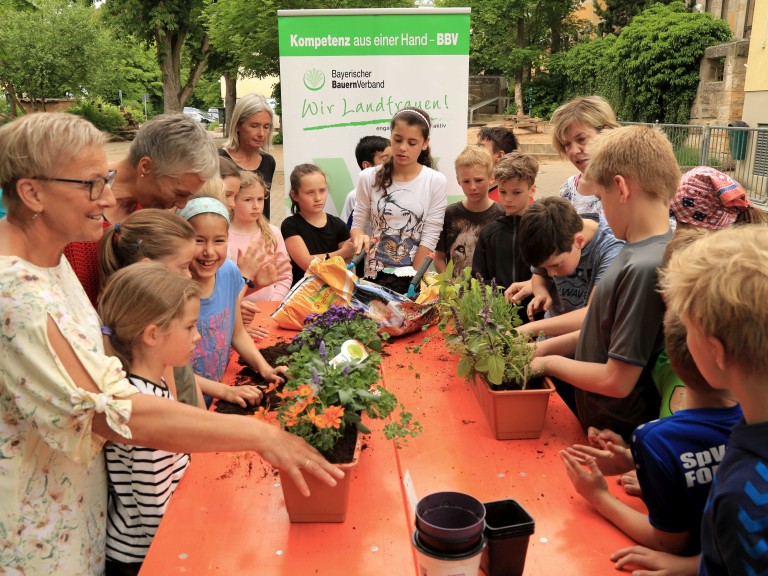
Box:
[303,68,325,91]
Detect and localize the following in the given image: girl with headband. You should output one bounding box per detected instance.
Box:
[350,107,448,293]
[177,194,287,406]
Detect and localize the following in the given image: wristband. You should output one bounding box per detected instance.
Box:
[242,276,255,288]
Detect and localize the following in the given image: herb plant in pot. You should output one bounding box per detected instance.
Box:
[437,267,555,440]
[257,306,421,522]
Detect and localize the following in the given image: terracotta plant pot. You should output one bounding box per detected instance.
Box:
[472,375,555,440]
[278,431,362,523]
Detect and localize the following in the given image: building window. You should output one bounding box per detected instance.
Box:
[709,57,725,82]
[754,125,768,178]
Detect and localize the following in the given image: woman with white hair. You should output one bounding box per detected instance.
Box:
[219,93,277,220]
[64,113,220,305]
[0,112,342,575]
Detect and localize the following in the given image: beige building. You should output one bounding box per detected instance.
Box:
[701,0,755,39]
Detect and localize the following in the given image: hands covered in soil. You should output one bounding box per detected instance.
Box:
[260,364,288,384]
[610,546,699,576]
[258,425,345,497]
[565,426,634,477]
[219,384,264,408]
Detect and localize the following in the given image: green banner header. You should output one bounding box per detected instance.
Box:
[279,13,470,56]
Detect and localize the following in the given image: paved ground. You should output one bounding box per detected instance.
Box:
[103,123,574,227]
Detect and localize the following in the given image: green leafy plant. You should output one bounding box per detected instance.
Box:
[436,264,536,389]
[67,98,127,134]
[259,306,421,453]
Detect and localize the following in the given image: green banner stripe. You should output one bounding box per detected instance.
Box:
[278,14,469,56]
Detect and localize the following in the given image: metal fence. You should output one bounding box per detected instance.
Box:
[622,122,768,205]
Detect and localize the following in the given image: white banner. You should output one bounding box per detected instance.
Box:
[278,8,471,215]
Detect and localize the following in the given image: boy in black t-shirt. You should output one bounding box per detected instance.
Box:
[434,146,503,277]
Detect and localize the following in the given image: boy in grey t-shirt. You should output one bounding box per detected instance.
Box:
[507,197,623,339]
[530,126,678,440]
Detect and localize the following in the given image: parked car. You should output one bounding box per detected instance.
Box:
[183,107,212,126]
[207,108,219,122]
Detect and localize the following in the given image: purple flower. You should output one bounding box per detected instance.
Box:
[311,368,321,385]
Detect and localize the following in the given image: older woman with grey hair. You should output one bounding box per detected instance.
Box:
[219,93,277,219]
[0,112,343,576]
[64,113,219,305]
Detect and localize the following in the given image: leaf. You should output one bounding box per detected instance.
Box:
[488,354,505,385]
[457,357,473,378]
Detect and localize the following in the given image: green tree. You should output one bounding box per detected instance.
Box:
[102,0,209,113]
[596,0,697,35]
[0,0,118,113]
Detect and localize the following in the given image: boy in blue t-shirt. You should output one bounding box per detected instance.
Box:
[662,225,768,576]
[560,310,741,563]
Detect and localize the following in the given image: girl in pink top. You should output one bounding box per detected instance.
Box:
[228,171,292,303]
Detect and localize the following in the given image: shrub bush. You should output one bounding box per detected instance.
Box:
[67,99,126,133]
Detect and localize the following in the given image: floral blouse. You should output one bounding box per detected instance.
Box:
[0,255,137,575]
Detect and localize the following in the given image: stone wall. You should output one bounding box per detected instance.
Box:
[689,40,749,126]
[468,76,508,116]
[19,98,76,114]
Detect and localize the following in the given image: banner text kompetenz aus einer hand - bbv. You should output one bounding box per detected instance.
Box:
[278,8,470,216]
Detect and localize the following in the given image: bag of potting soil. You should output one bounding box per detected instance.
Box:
[271,256,438,336]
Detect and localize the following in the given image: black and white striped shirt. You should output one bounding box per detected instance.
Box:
[105,374,190,564]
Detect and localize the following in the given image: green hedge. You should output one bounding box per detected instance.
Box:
[67,99,126,133]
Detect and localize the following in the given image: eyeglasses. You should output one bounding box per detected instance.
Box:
[34,169,117,201]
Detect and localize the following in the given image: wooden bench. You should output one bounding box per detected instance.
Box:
[502,114,544,133]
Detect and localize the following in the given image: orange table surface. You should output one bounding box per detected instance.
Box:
[142,303,644,575]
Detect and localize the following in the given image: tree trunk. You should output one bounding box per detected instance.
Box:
[224,71,237,138]
[156,26,210,114]
[515,16,525,115]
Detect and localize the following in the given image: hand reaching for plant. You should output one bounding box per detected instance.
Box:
[610,545,699,576]
[260,364,288,384]
[256,424,345,497]
[219,384,264,408]
[504,280,532,303]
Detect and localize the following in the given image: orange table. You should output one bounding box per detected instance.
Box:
[141,303,644,575]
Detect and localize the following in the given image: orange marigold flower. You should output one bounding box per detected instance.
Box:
[263,382,279,394]
[253,407,278,425]
[322,405,345,429]
[297,384,314,398]
[276,389,299,400]
[306,408,329,429]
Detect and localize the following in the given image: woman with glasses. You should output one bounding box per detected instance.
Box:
[0,112,343,575]
[64,114,219,305]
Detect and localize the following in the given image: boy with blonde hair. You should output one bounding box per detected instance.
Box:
[661,225,768,575]
[533,126,678,439]
[471,153,537,291]
[435,146,503,276]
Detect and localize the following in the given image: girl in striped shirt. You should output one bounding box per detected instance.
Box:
[98,262,201,575]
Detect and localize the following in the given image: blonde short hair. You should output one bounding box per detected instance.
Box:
[584,125,680,202]
[493,153,539,187]
[0,113,106,216]
[128,114,219,180]
[198,176,225,203]
[455,146,493,175]
[661,226,768,375]
[551,95,620,156]
[223,94,275,153]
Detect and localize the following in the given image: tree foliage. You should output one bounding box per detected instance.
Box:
[0,0,118,110]
[553,1,731,123]
[596,0,697,35]
[102,0,209,113]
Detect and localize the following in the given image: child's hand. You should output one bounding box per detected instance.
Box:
[238,240,277,286]
[526,293,552,321]
[246,324,270,341]
[240,301,261,326]
[337,239,357,261]
[219,385,264,408]
[352,234,370,255]
[559,450,609,505]
[565,441,634,477]
[505,280,532,303]
[618,470,643,497]
[260,365,288,384]
[611,545,699,575]
[588,426,628,450]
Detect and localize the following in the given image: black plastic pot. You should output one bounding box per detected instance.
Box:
[415,491,486,553]
[481,499,535,576]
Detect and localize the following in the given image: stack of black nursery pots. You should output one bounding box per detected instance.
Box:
[413,491,486,575]
[412,492,536,576]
